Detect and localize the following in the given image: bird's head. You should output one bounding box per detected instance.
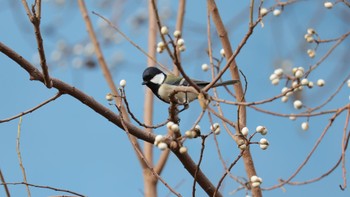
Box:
[142,67,166,86]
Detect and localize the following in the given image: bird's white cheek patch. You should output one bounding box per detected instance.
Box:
[150,73,165,84]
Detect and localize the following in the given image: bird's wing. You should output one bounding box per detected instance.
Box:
[180,78,209,87]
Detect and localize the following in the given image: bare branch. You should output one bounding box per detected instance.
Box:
[265,105,349,190]
[0,182,85,197]
[0,169,10,197]
[21,0,51,88]
[16,117,31,196]
[0,92,62,123]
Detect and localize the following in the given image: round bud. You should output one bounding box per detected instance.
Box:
[273,9,281,16]
[251,182,261,188]
[347,79,350,88]
[289,115,296,121]
[307,49,316,58]
[301,122,309,131]
[292,81,299,89]
[211,123,220,131]
[307,28,316,35]
[294,69,304,79]
[177,38,185,47]
[170,124,179,133]
[317,79,325,87]
[239,143,247,150]
[250,175,259,183]
[260,144,268,150]
[241,127,249,136]
[281,96,289,103]
[259,138,269,145]
[105,93,113,101]
[185,130,193,139]
[324,2,333,9]
[260,8,268,16]
[157,41,165,48]
[156,47,163,53]
[173,30,182,38]
[271,78,280,85]
[220,48,225,57]
[154,134,164,145]
[305,35,314,43]
[256,126,265,133]
[179,146,187,154]
[301,78,309,85]
[269,73,278,81]
[274,68,283,77]
[308,81,314,88]
[214,127,221,135]
[158,142,168,150]
[166,121,174,129]
[160,26,169,35]
[201,63,209,72]
[293,100,303,109]
[119,79,126,87]
[179,46,186,52]
[191,130,199,138]
[281,87,289,94]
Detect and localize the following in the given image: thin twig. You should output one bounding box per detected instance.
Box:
[16,117,31,197]
[91,11,170,73]
[77,0,146,170]
[0,182,85,197]
[265,105,349,190]
[306,31,350,76]
[340,108,350,190]
[0,92,62,123]
[192,135,208,197]
[151,0,202,93]
[214,151,244,197]
[120,89,168,129]
[20,0,51,88]
[115,100,182,197]
[0,169,10,197]
[276,130,350,187]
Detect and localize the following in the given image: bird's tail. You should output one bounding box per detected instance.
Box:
[212,80,240,87]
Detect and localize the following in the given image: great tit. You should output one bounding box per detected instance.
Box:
[142,67,239,105]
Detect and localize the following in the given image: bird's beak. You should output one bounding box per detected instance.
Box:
[142,81,146,85]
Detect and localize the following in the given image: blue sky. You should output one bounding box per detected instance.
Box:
[1,0,350,196]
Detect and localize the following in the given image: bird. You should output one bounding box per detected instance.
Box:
[142,67,239,105]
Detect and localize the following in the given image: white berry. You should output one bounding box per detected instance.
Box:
[281,96,289,103]
[170,124,179,133]
[273,9,281,16]
[173,30,182,38]
[177,38,185,47]
[260,8,268,16]
[317,79,325,87]
[158,142,168,150]
[166,121,174,129]
[179,146,187,154]
[220,48,225,57]
[241,127,249,136]
[301,122,309,131]
[105,93,113,101]
[301,78,309,85]
[201,63,209,72]
[324,2,333,9]
[274,68,283,77]
[293,100,303,109]
[160,26,169,35]
[119,79,126,87]
[271,78,280,85]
